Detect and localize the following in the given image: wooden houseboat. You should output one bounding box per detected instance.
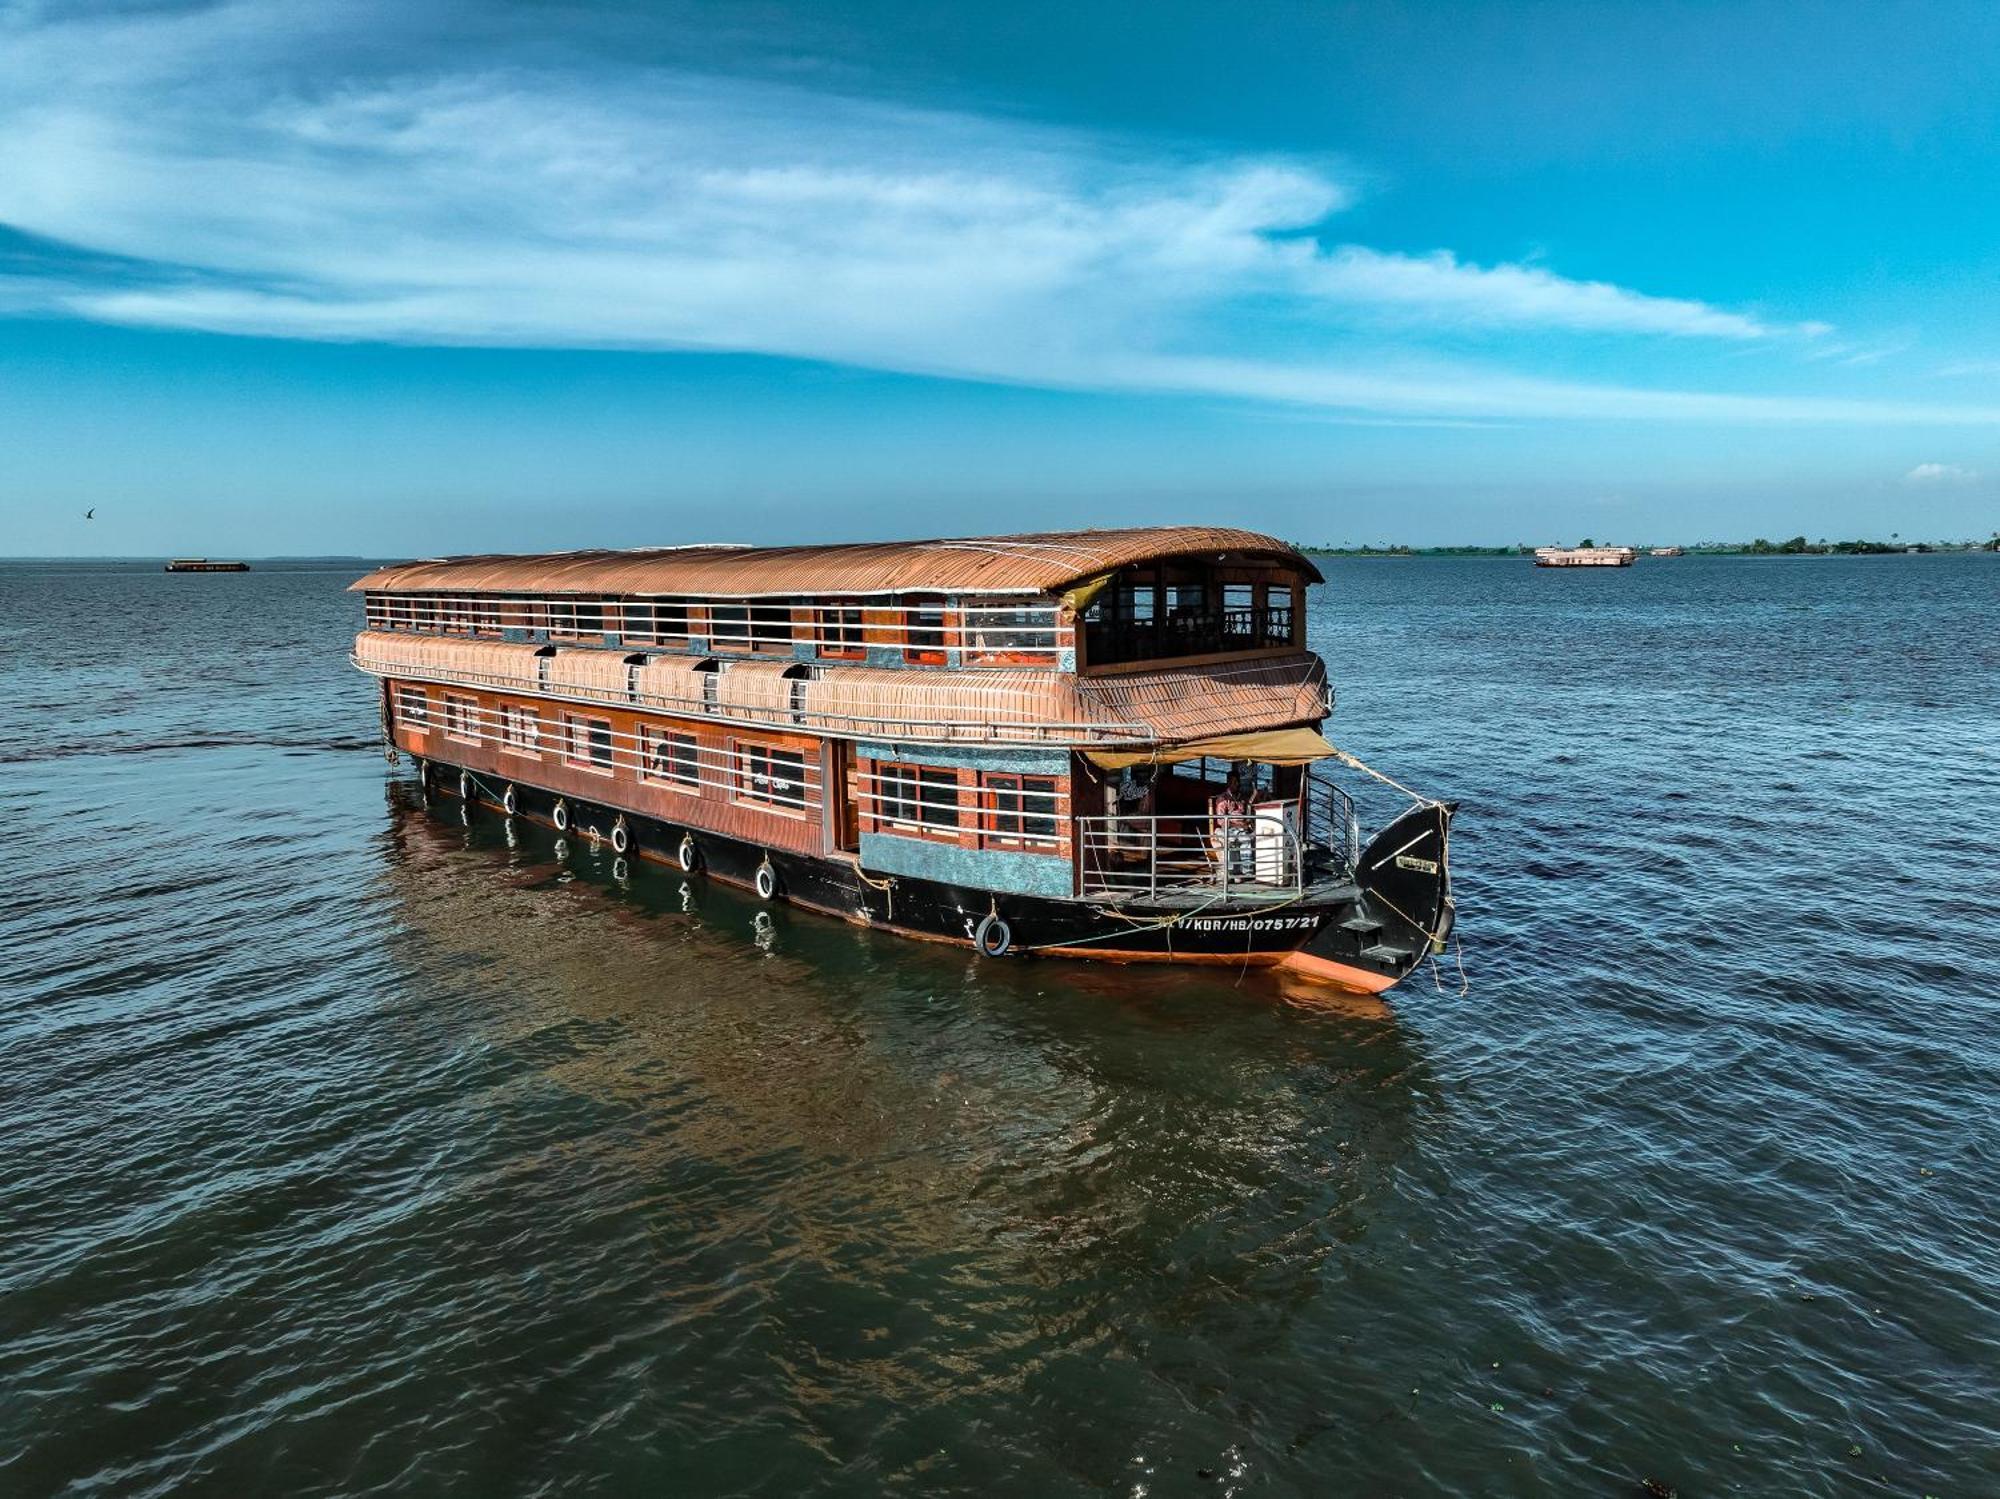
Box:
[166,558,250,572]
[349,527,1455,994]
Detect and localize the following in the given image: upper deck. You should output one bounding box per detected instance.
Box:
[350,526,1319,676]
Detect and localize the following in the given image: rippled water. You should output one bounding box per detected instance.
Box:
[2,556,1995,1497]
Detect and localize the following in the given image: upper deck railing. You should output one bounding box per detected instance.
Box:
[361,591,1070,669]
[351,645,1154,746]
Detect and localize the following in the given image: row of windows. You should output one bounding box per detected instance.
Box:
[367,592,1058,665]
[397,687,817,814]
[397,686,1064,849]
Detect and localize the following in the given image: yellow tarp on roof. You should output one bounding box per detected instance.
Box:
[1084,726,1335,771]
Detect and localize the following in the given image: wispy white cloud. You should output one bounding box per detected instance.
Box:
[0,0,1976,426]
[1903,462,1978,484]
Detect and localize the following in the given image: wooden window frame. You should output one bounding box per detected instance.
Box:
[733,739,811,816]
[396,685,429,726]
[874,762,964,841]
[499,704,541,756]
[563,713,616,775]
[978,771,1060,850]
[900,595,948,665]
[442,693,481,745]
[814,602,866,660]
[640,726,700,792]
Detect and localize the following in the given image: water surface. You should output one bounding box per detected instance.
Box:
[1,556,1995,1496]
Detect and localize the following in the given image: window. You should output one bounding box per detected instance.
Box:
[470,598,503,635]
[409,596,438,630]
[814,603,865,660]
[710,600,794,653]
[365,595,389,629]
[548,598,606,640]
[443,694,480,744]
[965,602,1055,664]
[876,763,962,838]
[564,714,615,772]
[641,727,699,790]
[500,704,540,754]
[737,743,809,810]
[901,595,948,664]
[396,686,429,726]
[623,599,690,645]
[981,773,1059,847]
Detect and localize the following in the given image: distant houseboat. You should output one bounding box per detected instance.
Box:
[348,527,1455,994]
[1534,546,1636,568]
[1650,546,1684,557]
[164,558,250,572]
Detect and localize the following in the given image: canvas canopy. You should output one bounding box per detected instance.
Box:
[1083,726,1335,771]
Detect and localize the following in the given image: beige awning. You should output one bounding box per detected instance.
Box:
[1085,726,1335,771]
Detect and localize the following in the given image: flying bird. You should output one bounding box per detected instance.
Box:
[84,508,95,520]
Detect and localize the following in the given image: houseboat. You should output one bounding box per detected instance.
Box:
[1534,546,1637,568]
[166,558,250,572]
[348,527,1455,994]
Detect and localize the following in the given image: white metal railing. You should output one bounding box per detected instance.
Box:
[353,650,1152,746]
[361,592,1070,668]
[1076,807,1304,900]
[389,686,824,815]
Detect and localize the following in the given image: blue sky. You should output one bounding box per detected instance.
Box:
[4,0,1999,554]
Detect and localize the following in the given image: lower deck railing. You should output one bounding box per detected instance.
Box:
[1076,808,1305,901]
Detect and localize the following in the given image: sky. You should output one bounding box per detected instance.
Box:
[4,0,2000,555]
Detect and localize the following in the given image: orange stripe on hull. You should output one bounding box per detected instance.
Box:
[1273,948,1399,994]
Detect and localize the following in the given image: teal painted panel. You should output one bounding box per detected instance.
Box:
[856,740,1070,774]
[859,833,1073,898]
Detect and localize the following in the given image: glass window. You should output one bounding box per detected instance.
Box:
[982,773,1059,846]
[875,763,961,837]
[815,603,865,659]
[396,686,428,725]
[565,715,614,770]
[901,595,947,664]
[642,727,699,789]
[443,694,480,743]
[500,705,540,753]
[737,744,808,809]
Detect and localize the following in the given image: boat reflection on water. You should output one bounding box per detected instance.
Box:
[370,779,1439,1459]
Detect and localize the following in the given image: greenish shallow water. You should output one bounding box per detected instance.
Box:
[0,556,1995,1497]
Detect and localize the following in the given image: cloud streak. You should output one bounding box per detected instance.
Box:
[0,0,1977,425]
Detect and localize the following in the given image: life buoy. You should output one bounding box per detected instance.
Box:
[552,799,570,833]
[974,912,1013,957]
[677,835,700,872]
[754,860,780,901]
[610,818,630,854]
[501,784,518,815]
[459,769,475,801]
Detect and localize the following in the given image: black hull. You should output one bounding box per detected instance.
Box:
[413,757,1449,994]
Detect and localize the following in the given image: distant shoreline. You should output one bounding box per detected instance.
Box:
[1297,539,2000,558]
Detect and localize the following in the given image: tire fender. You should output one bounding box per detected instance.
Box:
[552,799,570,833]
[974,912,1013,957]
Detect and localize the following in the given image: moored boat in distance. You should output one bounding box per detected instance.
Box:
[348,527,1456,995]
[1650,546,1684,557]
[1534,546,1637,568]
[165,558,250,572]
